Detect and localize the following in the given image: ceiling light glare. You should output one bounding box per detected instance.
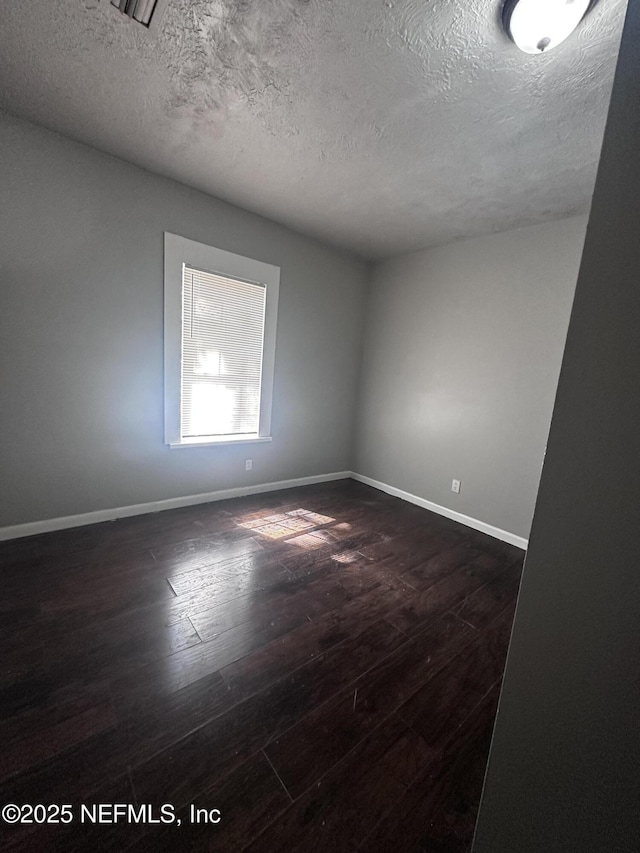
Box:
[503,0,592,54]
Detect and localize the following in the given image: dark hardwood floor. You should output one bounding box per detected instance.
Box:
[0,480,523,852]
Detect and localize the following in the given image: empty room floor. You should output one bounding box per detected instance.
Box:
[0,480,523,852]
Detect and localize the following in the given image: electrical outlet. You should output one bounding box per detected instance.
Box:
[245,459,253,471]
[451,479,461,494]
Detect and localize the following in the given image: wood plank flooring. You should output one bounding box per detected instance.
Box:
[0,480,523,852]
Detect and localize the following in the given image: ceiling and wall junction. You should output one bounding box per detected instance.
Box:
[0,0,627,258]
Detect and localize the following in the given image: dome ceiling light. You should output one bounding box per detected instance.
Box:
[502,0,595,54]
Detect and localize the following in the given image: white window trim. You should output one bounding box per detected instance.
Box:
[164,233,280,448]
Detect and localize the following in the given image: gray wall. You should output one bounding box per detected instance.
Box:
[0,110,368,527]
[474,1,640,850]
[354,217,587,540]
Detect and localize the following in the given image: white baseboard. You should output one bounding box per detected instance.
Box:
[350,472,528,550]
[0,471,351,542]
[0,470,527,549]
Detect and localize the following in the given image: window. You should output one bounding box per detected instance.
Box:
[164,233,280,447]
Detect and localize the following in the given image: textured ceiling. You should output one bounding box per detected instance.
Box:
[0,0,627,258]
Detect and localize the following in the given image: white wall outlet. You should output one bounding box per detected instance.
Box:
[451,479,461,494]
[245,459,253,471]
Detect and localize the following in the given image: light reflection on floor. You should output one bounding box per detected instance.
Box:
[238,508,336,541]
[162,507,357,688]
[284,530,337,551]
[331,550,360,564]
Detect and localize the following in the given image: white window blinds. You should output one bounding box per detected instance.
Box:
[181,265,266,439]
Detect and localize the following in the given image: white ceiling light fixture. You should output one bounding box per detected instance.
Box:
[502,0,595,54]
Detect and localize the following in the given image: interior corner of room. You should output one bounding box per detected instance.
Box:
[0,112,589,547]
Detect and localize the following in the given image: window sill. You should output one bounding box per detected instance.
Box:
[168,435,273,449]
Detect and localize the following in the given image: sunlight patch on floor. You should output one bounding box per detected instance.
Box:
[238,508,336,541]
